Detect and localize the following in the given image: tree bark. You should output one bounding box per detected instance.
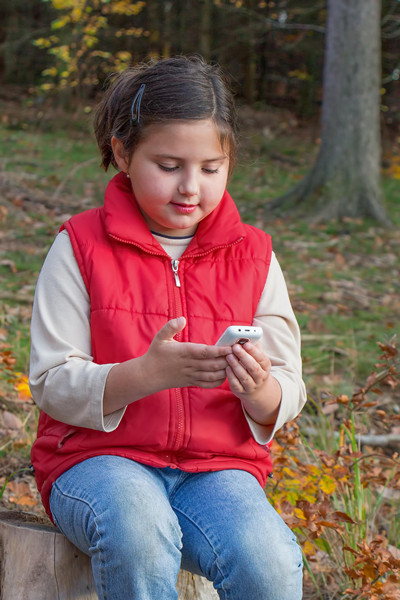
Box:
[0,510,218,600]
[199,0,212,62]
[146,0,162,60]
[269,0,389,224]
[162,1,173,58]
[243,0,257,104]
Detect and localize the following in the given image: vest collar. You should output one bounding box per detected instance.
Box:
[103,172,246,256]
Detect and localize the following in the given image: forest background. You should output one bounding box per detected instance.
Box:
[0,1,400,599]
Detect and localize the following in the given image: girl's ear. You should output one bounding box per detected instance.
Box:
[111,136,129,172]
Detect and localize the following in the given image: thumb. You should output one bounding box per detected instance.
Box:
[157,317,186,342]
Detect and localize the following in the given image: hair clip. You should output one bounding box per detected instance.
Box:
[130,84,146,124]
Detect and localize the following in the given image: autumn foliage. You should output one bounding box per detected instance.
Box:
[268,339,400,599]
[34,0,147,94]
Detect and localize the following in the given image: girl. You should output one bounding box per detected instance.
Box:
[30,56,306,599]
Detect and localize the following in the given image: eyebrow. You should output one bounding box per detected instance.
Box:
[153,154,227,162]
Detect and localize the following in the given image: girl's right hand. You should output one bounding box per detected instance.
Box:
[144,317,231,391]
[103,317,231,415]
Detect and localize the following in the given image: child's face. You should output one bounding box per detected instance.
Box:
[112,119,230,237]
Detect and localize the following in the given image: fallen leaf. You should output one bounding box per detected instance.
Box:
[9,494,37,507]
[0,259,17,273]
[2,411,23,430]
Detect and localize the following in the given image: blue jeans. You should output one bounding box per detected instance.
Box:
[49,456,302,599]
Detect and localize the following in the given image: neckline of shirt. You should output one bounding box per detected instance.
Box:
[150,230,194,241]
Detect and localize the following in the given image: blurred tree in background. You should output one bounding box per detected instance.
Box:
[270,0,390,223]
[33,0,147,102]
[0,1,334,111]
[0,0,399,222]
[1,0,399,120]
[0,0,53,87]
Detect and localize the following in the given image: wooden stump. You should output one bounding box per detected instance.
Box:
[0,510,218,600]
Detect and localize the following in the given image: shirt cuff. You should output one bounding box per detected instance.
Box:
[102,407,127,432]
[241,376,283,445]
[99,363,127,432]
[242,404,275,445]
[242,373,301,445]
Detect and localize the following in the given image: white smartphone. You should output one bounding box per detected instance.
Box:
[215,325,263,346]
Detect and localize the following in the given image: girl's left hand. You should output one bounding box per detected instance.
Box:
[225,342,281,426]
[226,342,270,396]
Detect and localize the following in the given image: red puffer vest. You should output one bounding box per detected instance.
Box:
[31,172,273,518]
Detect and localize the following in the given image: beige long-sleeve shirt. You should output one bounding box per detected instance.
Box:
[29,229,306,444]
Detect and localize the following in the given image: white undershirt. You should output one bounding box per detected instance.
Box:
[29,230,306,444]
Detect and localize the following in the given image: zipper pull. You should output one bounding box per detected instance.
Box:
[171,259,181,287]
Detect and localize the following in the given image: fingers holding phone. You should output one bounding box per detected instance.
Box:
[226,341,271,395]
[145,318,231,391]
[215,325,282,427]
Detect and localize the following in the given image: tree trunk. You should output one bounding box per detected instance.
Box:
[0,510,218,600]
[269,0,389,224]
[199,0,212,61]
[146,0,162,60]
[243,0,257,104]
[162,1,173,58]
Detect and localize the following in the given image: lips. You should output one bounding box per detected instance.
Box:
[171,202,198,214]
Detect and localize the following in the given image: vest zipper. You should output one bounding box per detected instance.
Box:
[169,259,185,451]
[169,241,244,452]
[171,259,181,287]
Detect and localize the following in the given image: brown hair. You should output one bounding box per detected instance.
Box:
[93,55,238,175]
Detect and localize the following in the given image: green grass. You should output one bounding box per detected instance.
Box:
[0,113,110,374]
[0,117,399,394]
[0,122,109,201]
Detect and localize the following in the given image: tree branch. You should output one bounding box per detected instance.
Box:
[0,28,49,52]
[263,19,325,34]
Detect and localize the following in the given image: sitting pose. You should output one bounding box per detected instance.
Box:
[30,55,306,599]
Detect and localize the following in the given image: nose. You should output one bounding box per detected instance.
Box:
[178,170,199,197]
